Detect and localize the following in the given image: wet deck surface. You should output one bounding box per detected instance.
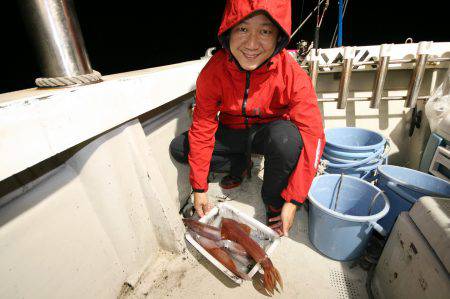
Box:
[125,158,371,298]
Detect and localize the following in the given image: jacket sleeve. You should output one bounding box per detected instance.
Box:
[281,69,325,205]
[188,71,220,192]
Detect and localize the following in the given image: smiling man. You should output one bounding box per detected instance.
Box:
[228,13,279,71]
[170,0,325,237]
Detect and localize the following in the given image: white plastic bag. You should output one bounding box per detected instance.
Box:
[425,68,450,132]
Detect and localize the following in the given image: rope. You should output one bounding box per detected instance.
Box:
[317,159,328,175]
[201,47,216,59]
[35,70,102,87]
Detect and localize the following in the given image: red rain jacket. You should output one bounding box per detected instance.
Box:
[188,0,325,204]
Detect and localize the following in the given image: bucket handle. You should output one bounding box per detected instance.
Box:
[367,190,384,215]
[382,139,390,165]
[367,190,388,237]
[322,146,384,169]
[369,221,387,237]
[386,181,417,204]
[333,173,345,211]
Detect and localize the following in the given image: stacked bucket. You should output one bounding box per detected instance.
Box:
[309,126,450,261]
[306,127,390,261]
[321,127,388,181]
[308,174,389,261]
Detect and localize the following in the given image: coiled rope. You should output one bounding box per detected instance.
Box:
[35,70,102,87]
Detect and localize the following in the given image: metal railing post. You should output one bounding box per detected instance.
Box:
[370,44,392,108]
[405,41,432,108]
[20,0,100,86]
[337,46,355,109]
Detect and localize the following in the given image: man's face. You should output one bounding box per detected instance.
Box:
[229,13,279,71]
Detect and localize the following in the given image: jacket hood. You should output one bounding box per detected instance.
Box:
[218,0,291,56]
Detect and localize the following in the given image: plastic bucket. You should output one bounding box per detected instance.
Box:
[325,127,386,152]
[322,128,388,182]
[323,146,384,166]
[308,175,390,261]
[376,165,450,232]
[324,146,379,160]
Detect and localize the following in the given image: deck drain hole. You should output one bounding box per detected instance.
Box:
[329,269,360,299]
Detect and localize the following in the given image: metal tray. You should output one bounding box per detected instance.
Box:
[185,203,280,284]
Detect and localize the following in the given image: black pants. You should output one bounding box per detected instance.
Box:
[170,120,303,209]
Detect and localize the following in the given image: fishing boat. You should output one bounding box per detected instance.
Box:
[1,1,449,298]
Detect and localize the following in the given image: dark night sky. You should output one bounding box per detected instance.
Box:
[1,1,449,94]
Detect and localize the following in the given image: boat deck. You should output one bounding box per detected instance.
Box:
[124,157,372,298]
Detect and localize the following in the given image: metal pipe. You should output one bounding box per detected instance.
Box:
[309,49,320,88]
[337,47,355,109]
[390,58,416,64]
[370,44,392,108]
[317,96,429,103]
[19,0,93,78]
[300,57,449,70]
[338,0,343,46]
[405,42,432,108]
[430,57,450,62]
[355,58,414,66]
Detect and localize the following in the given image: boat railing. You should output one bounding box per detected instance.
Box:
[289,42,450,109]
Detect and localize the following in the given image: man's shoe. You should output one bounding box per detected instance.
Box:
[219,161,253,189]
[219,174,244,189]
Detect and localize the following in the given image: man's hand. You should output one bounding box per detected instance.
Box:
[268,202,298,237]
[193,192,212,218]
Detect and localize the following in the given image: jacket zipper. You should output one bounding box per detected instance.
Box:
[242,71,251,128]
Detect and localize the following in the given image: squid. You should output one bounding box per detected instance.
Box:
[221,218,283,294]
[183,219,252,257]
[189,230,250,280]
[183,218,283,294]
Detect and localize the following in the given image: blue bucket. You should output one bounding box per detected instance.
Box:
[324,146,379,160]
[376,165,450,233]
[323,128,388,181]
[308,175,390,261]
[325,127,386,152]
